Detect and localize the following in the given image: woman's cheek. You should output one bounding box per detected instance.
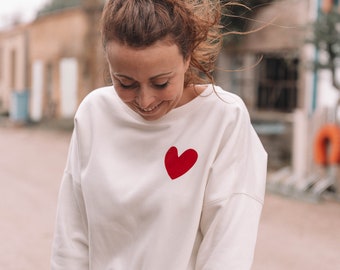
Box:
[116,89,136,102]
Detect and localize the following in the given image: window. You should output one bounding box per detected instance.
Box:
[257,55,299,112]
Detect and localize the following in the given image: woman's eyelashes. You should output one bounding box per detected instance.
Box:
[119,81,138,89]
[153,81,169,89]
[117,80,169,90]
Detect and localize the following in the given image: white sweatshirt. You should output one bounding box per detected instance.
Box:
[51,84,267,270]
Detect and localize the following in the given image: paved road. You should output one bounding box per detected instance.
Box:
[0,125,339,270]
[0,126,71,270]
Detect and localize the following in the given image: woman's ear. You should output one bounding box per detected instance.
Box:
[184,56,191,72]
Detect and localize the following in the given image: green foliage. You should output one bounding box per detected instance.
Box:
[306,8,340,69]
[305,7,340,90]
[37,0,82,16]
[37,0,106,17]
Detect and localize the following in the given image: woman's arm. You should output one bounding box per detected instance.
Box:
[196,99,267,269]
[51,132,89,269]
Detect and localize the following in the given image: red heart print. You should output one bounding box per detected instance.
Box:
[164,146,198,180]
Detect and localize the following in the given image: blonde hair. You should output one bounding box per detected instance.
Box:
[101,0,222,87]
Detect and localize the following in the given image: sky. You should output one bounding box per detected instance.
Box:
[0,0,50,29]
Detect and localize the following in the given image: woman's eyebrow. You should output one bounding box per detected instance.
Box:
[112,73,135,80]
[150,71,173,80]
[113,71,173,81]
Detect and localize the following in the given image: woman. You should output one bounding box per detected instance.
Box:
[51,0,267,269]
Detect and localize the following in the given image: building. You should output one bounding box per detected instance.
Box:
[215,0,340,198]
[0,24,29,118]
[0,0,106,121]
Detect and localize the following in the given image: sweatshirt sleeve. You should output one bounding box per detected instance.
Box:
[196,98,268,270]
[51,131,89,270]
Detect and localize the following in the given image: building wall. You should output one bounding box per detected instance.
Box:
[0,6,107,120]
[240,0,310,52]
[28,8,96,120]
[29,9,88,61]
[0,1,106,121]
[218,0,311,107]
[215,0,314,170]
[0,26,28,113]
[217,0,340,173]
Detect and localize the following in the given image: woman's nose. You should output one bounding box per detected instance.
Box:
[136,88,157,109]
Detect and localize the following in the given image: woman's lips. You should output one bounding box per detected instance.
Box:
[137,102,163,113]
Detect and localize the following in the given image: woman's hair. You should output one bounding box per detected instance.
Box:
[101,0,222,87]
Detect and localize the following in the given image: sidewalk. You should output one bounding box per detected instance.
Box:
[0,125,339,269]
[254,193,340,270]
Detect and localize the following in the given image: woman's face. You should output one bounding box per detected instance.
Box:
[106,39,190,121]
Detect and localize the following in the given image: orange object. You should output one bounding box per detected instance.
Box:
[314,124,340,165]
[322,0,334,13]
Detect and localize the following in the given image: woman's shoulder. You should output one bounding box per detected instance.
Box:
[202,85,252,130]
[201,84,249,115]
[76,86,116,114]
[213,85,245,105]
[80,86,115,105]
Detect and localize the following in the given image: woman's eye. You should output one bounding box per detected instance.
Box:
[154,82,169,89]
[119,82,137,89]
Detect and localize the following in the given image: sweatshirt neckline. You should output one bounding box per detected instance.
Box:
[114,84,214,125]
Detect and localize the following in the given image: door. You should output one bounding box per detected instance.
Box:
[60,58,78,118]
[31,60,44,121]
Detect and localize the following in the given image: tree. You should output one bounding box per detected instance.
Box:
[306,6,340,90]
[37,0,81,16]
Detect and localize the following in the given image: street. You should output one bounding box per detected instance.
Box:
[0,125,340,270]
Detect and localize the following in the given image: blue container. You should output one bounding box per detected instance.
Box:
[10,91,29,122]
